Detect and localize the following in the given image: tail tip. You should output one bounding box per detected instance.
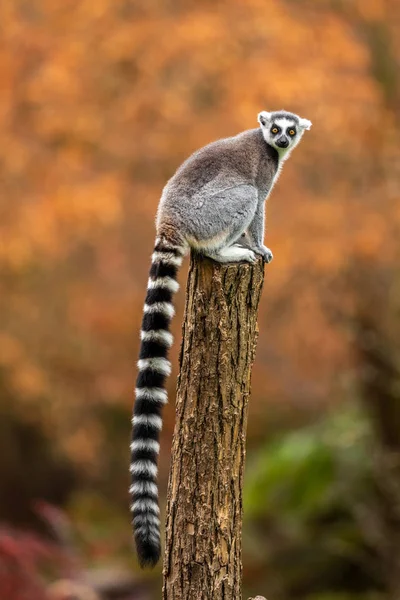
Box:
[135,536,161,569]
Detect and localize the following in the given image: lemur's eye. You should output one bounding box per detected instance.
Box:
[271,127,278,134]
[289,129,296,136]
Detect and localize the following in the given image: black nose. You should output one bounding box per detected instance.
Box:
[276,137,289,148]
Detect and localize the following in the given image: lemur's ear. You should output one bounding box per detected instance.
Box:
[258,111,271,127]
[299,117,312,130]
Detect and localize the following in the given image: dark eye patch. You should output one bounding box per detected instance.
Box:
[287,127,297,136]
[270,124,281,134]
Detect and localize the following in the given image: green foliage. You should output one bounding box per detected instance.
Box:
[245,410,371,521]
[243,410,381,599]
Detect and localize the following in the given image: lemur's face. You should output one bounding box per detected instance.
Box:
[258,110,312,157]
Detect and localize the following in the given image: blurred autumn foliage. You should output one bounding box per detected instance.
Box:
[0,0,399,598]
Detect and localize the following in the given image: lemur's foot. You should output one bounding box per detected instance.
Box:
[205,245,256,264]
[255,245,273,263]
[236,235,273,264]
[231,245,257,263]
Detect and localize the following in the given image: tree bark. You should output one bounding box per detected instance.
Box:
[162,253,265,600]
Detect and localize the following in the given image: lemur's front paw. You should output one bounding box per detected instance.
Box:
[256,245,273,263]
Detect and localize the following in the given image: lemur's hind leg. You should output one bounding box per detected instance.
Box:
[188,184,258,264]
[204,221,258,264]
[202,223,257,264]
[201,213,257,264]
[204,244,256,264]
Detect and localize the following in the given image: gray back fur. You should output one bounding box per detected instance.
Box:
[156,110,311,256]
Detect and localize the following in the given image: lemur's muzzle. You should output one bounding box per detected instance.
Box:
[276,137,289,148]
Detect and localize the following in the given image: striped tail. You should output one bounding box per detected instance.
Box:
[130,235,184,568]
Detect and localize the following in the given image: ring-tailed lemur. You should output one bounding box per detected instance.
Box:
[130,110,312,567]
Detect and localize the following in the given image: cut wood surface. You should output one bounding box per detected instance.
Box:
[162,253,265,600]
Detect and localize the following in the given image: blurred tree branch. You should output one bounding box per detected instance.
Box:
[351,263,400,599]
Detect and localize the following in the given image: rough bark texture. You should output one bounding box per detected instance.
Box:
[162,253,265,600]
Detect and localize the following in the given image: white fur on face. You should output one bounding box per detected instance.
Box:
[274,117,296,131]
[259,113,308,160]
[275,118,296,146]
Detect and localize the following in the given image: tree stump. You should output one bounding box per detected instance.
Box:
[162,253,265,600]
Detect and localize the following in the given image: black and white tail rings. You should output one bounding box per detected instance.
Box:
[130,237,184,567]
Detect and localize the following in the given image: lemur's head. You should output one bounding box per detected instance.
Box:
[258,110,312,158]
